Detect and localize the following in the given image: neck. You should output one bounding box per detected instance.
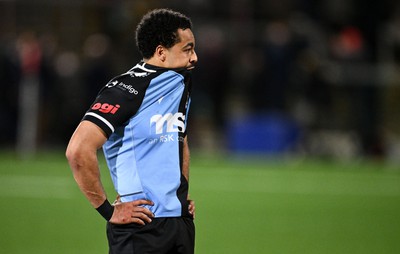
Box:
[144,57,166,68]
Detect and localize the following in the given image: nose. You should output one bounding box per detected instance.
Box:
[190,50,198,64]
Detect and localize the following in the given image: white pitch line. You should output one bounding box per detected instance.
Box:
[0,175,75,199]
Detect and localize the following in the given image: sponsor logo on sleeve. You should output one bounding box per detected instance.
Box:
[106,80,119,88]
[91,103,120,114]
[106,80,139,95]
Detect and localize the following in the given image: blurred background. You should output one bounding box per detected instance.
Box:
[1,0,400,161]
[1,2,400,254]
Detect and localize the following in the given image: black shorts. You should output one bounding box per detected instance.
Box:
[107,217,195,254]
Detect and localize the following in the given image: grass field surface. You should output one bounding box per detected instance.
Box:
[0,151,399,253]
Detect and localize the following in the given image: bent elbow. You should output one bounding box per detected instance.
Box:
[66,145,79,170]
[65,146,75,163]
[65,141,88,173]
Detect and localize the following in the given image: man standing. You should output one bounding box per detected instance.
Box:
[66,8,197,253]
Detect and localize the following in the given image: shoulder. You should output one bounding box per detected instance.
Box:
[102,64,170,97]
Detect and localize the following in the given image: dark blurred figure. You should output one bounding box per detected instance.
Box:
[15,32,43,156]
[0,37,20,146]
[191,26,229,130]
[330,26,385,157]
[81,33,113,104]
[252,21,295,112]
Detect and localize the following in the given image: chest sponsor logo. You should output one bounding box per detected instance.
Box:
[150,113,185,135]
[91,103,120,114]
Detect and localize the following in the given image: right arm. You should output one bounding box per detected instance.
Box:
[66,121,108,208]
[66,120,154,224]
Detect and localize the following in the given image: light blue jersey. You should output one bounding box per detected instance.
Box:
[83,62,192,218]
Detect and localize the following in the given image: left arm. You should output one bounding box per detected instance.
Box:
[182,136,190,181]
[183,137,195,218]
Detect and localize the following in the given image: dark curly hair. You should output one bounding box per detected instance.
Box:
[135,9,193,59]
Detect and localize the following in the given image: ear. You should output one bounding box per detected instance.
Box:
[154,45,167,62]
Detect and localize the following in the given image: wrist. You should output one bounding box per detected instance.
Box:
[96,199,114,221]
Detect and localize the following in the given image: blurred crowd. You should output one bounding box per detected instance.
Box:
[1,0,400,160]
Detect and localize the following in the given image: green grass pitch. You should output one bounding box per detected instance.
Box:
[0,151,399,253]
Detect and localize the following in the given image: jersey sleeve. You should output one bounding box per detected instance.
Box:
[82,76,147,138]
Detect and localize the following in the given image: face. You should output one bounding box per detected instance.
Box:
[164,28,198,69]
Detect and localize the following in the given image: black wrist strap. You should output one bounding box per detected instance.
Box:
[96,200,114,221]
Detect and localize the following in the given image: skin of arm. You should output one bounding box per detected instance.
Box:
[66,120,154,225]
[183,137,195,218]
[182,136,190,181]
